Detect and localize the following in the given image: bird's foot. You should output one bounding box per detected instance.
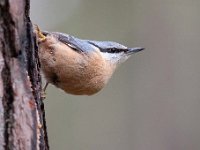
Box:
[34,24,46,42]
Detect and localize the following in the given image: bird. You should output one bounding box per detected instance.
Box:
[35,26,144,96]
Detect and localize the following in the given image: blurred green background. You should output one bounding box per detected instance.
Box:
[31,0,200,150]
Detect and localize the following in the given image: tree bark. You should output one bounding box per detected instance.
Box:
[0,0,49,149]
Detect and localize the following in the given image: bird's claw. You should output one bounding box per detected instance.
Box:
[34,24,46,43]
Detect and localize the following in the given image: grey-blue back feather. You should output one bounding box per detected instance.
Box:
[52,32,95,53]
[87,41,127,50]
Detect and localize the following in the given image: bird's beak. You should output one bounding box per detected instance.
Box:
[127,47,144,54]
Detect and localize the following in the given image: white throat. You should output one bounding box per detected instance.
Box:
[101,52,131,65]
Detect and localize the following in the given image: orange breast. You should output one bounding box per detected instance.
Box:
[39,36,114,95]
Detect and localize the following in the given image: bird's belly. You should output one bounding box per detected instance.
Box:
[56,74,106,95]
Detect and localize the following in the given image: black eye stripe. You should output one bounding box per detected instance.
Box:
[100,48,128,53]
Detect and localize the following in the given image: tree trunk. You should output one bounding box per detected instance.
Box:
[0,0,49,149]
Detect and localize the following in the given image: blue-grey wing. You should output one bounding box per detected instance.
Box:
[43,31,95,53]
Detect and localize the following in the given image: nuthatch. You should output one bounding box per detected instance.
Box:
[35,27,144,95]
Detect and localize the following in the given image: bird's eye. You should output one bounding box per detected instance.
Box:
[107,48,117,53]
[109,48,115,52]
[107,48,127,53]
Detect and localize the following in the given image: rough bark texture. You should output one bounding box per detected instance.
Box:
[0,0,49,149]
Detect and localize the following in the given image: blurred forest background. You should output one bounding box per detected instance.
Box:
[31,0,200,150]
